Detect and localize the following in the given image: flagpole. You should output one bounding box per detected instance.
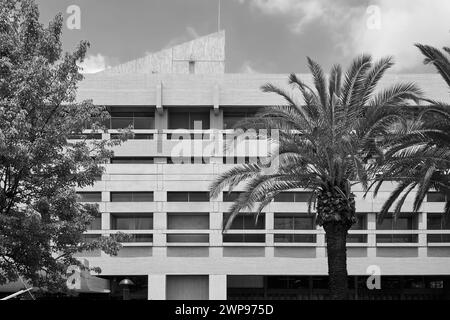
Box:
[218,0,221,32]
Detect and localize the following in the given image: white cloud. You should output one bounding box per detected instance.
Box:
[78,53,110,74]
[350,0,450,71]
[237,0,450,71]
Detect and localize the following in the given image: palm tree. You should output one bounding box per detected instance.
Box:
[209,55,423,299]
[370,44,450,218]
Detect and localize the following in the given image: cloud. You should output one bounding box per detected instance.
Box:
[78,53,110,74]
[237,0,450,71]
[350,0,450,71]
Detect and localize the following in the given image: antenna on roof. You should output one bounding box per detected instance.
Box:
[218,0,221,32]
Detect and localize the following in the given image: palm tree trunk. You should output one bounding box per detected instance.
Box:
[324,221,349,300]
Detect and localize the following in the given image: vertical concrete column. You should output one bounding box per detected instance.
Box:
[148,274,166,300]
[101,212,111,230]
[265,212,274,257]
[155,106,168,157]
[100,191,109,213]
[153,211,167,257]
[209,275,227,300]
[367,212,377,257]
[210,108,223,130]
[210,212,223,258]
[418,212,427,257]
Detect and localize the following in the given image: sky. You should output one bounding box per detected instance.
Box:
[35,0,450,74]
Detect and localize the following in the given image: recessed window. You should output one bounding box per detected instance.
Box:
[87,214,102,230]
[111,213,153,230]
[222,234,265,243]
[110,133,154,140]
[223,213,265,230]
[274,213,315,243]
[109,111,155,129]
[110,157,154,164]
[167,157,210,164]
[274,192,311,202]
[376,214,418,230]
[77,192,102,202]
[168,110,210,130]
[110,192,154,202]
[121,234,153,243]
[167,234,209,243]
[223,109,260,129]
[167,192,209,202]
[167,213,209,230]
[427,192,447,202]
[376,214,418,243]
[427,213,450,243]
[68,133,102,140]
[223,192,243,202]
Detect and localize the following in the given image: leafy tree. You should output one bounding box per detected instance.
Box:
[0,0,125,293]
[372,44,450,219]
[210,55,422,299]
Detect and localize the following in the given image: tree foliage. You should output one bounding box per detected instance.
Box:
[210,54,422,299]
[371,44,450,220]
[0,0,124,292]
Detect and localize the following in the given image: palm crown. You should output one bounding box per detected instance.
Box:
[210,55,423,230]
[371,44,450,218]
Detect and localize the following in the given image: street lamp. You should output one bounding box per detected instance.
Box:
[119,278,135,300]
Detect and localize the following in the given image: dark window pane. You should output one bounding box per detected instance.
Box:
[111,117,133,129]
[427,213,450,230]
[274,193,295,202]
[188,192,209,202]
[167,234,209,243]
[167,213,209,229]
[223,192,242,202]
[168,111,189,129]
[274,234,316,243]
[223,214,244,229]
[110,133,154,140]
[122,234,153,243]
[350,214,367,230]
[132,192,153,202]
[376,234,418,243]
[244,234,266,242]
[77,192,102,202]
[347,234,367,243]
[87,215,102,230]
[294,192,311,202]
[223,234,265,243]
[274,234,292,243]
[190,112,210,130]
[274,213,314,230]
[110,192,153,202]
[223,214,265,230]
[110,192,132,202]
[243,215,265,229]
[376,217,393,230]
[427,192,446,202]
[134,117,154,129]
[68,133,102,140]
[111,157,154,164]
[134,133,154,140]
[167,192,189,202]
[111,214,153,230]
[428,234,450,243]
[274,215,295,230]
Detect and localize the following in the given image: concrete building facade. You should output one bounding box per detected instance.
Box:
[3,32,450,300]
